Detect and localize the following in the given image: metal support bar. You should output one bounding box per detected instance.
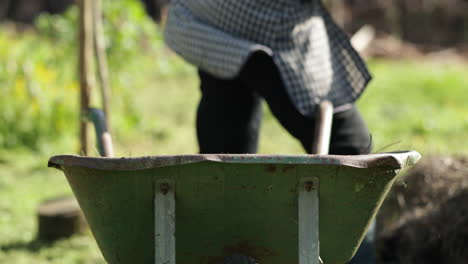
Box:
[155,179,176,264]
[299,177,320,264]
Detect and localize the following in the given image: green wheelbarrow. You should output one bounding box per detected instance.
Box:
[49,151,420,264]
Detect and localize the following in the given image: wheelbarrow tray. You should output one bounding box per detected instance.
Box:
[49,151,420,264]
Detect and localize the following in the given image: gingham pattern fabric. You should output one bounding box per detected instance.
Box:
[164,0,371,116]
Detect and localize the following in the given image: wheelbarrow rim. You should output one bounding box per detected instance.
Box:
[49,151,420,171]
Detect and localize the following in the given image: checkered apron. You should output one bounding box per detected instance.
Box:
[164,0,371,116]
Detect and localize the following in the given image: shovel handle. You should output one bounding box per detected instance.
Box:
[311,100,334,155]
[87,108,114,157]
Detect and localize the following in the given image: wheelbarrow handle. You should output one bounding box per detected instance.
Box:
[311,100,334,155]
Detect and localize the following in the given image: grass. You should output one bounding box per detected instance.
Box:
[359,60,468,155]
[1,12,468,261]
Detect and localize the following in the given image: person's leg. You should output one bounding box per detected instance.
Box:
[348,221,376,264]
[329,106,372,155]
[238,51,317,152]
[197,70,263,154]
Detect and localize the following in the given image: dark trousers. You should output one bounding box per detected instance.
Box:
[197,52,376,264]
[197,51,372,155]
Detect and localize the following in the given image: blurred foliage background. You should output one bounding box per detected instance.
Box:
[328,0,468,45]
[0,0,192,153]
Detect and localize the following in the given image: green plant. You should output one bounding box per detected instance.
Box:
[0,1,192,152]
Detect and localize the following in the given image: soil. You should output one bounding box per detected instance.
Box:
[377,156,468,264]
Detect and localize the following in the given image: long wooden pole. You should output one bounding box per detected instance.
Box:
[93,0,112,132]
[78,0,95,156]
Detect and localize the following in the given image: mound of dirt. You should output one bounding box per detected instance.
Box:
[377,156,468,264]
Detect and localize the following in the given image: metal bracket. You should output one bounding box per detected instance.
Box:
[155,179,175,264]
[299,177,320,264]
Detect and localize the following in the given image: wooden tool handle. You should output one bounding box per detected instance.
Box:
[311,100,334,155]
